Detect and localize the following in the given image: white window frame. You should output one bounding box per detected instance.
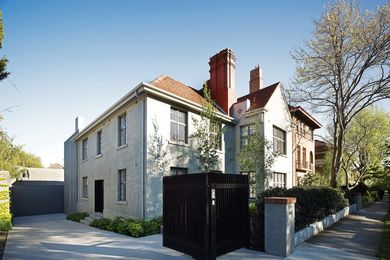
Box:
[272,172,286,188]
[82,138,88,160]
[273,126,286,155]
[170,107,187,143]
[240,124,255,148]
[96,130,102,156]
[170,167,188,175]
[82,176,88,198]
[118,114,127,147]
[118,169,127,201]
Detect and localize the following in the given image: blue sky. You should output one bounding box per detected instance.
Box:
[0,0,388,166]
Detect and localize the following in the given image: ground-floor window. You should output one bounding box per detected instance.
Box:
[272,172,286,188]
[118,169,127,201]
[82,176,88,198]
[241,171,256,199]
[170,167,188,175]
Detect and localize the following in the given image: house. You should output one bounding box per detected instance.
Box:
[231,66,293,196]
[289,106,322,185]
[64,49,296,218]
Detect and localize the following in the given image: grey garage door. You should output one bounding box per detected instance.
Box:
[10,181,64,217]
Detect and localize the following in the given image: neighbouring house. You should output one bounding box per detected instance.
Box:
[64,49,297,219]
[315,139,329,173]
[47,163,64,169]
[17,167,64,182]
[289,106,322,185]
[232,66,294,197]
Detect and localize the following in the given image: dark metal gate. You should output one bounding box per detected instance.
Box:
[163,173,249,259]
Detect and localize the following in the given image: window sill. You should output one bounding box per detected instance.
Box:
[168,141,189,147]
[116,201,127,205]
[81,197,88,201]
[81,159,88,163]
[117,144,128,150]
[96,154,103,159]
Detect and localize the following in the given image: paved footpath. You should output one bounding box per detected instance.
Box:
[287,195,389,260]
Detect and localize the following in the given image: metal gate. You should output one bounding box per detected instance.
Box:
[163,173,249,259]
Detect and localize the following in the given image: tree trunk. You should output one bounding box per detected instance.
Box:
[330,126,344,188]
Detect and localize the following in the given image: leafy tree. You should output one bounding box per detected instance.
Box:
[238,123,276,195]
[0,130,43,178]
[190,84,223,172]
[0,10,9,81]
[289,0,390,187]
[341,106,390,189]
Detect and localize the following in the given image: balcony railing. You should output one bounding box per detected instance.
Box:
[296,160,314,171]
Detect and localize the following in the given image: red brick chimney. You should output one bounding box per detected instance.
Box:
[208,49,237,116]
[249,66,263,93]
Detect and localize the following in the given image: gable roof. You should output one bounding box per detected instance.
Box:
[236,82,279,111]
[149,75,206,106]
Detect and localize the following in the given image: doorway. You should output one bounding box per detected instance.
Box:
[95,180,104,213]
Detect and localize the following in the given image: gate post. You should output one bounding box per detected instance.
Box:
[264,197,296,257]
[353,193,362,210]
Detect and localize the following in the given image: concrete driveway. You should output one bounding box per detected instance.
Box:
[4,214,278,260]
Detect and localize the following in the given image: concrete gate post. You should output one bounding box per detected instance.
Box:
[353,193,362,210]
[264,197,296,257]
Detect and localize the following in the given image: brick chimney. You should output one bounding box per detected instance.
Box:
[249,66,263,93]
[208,49,237,116]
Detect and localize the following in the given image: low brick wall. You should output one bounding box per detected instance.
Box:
[294,203,357,246]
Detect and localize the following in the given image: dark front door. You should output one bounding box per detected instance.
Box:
[95,180,104,212]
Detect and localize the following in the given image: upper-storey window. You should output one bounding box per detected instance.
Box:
[118,113,127,147]
[210,121,222,150]
[273,126,286,155]
[82,138,88,160]
[170,108,187,143]
[96,130,102,155]
[240,124,255,148]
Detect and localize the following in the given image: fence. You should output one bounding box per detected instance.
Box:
[163,172,249,259]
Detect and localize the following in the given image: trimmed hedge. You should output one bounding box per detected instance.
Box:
[90,216,162,238]
[0,201,11,231]
[257,186,348,231]
[66,212,89,222]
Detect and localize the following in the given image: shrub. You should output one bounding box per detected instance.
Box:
[66,212,89,222]
[90,218,112,230]
[256,186,348,231]
[89,216,162,238]
[0,201,11,231]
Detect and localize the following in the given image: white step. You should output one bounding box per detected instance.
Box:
[80,219,91,225]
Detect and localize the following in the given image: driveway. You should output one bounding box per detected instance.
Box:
[4,214,278,260]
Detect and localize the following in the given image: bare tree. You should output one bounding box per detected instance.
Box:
[289,0,390,187]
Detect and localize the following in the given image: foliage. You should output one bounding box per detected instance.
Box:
[89,216,162,238]
[289,0,390,187]
[379,202,390,259]
[238,123,276,194]
[342,107,390,190]
[66,212,89,222]
[0,11,9,81]
[256,186,348,230]
[0,130,43,178]
[190,84,223,172]
[0,179,11,231]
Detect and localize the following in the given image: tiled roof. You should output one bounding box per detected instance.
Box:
[236,82,279,111]
[149,75,206,106]
[315,140,328,153]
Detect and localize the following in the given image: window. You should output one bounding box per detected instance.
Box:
[118,169,126,201]
[118,114,127,147]
[272,172,286,188]
[273,126,286,155]
[240,124,255,148]
[241,171,256,199]
[82,138,88,160]
[303,147,307,168]
[82,177,88,198]
[170,108,187,143]
[210,121,222,150]
[96,130,102,155]
[170,167,188,175]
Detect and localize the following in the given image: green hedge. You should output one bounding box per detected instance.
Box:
[0,190,9,201]
[66,212,89,222]
[257,186,348,231]
[0,201,11,231]
[90,216,162,238]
